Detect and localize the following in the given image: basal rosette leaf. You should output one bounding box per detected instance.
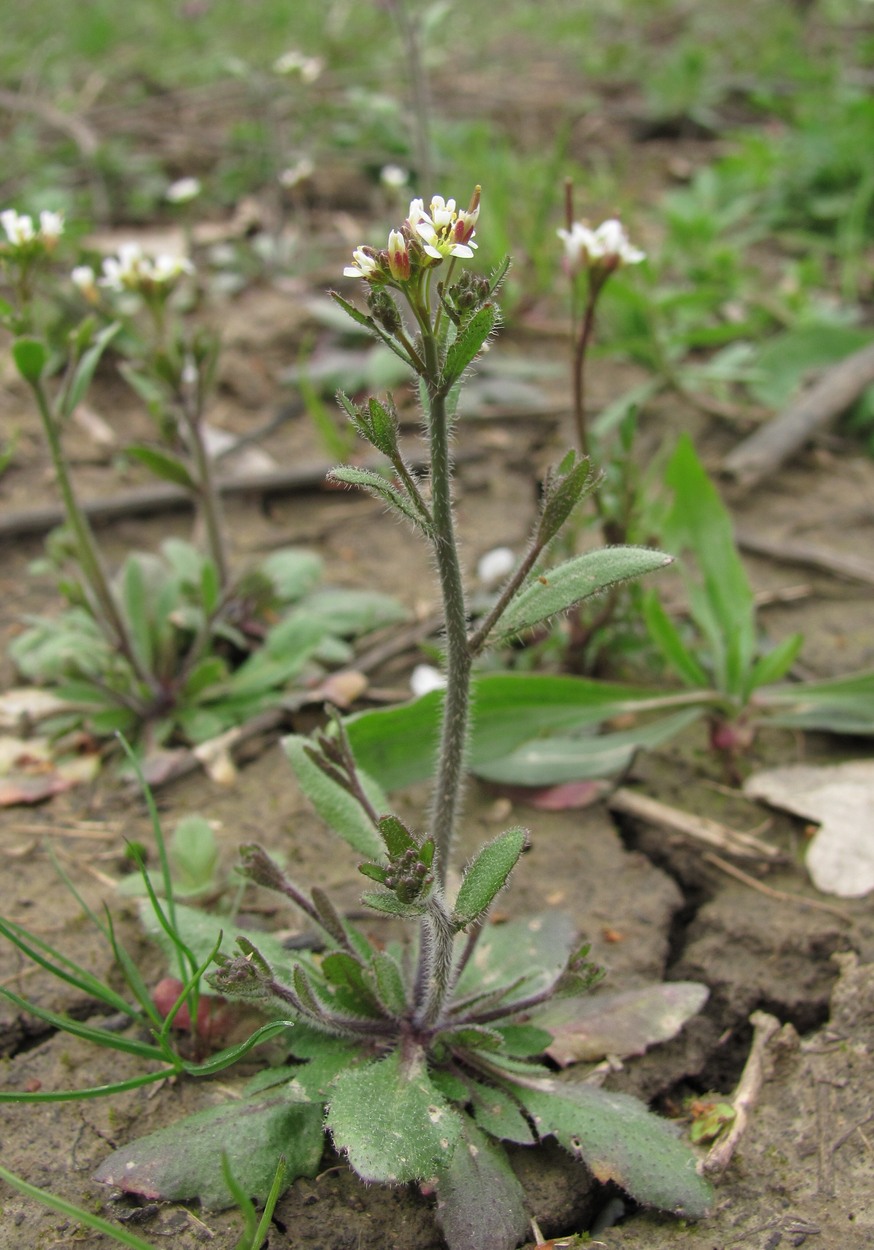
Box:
[93,1086,323,1210]
[434,1118,529,1250]
[519,1079,712,1218]
[327,1049,461,1182]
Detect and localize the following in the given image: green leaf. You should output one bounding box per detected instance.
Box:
[453,828,527,928]
[258,548,323,603]
[454,912,578,1005]
[519,1080,712,1218]
[360,890,426,918]
[301,587,407,638]
[126,444,196,490]
[12,337,47,384]
[170,816,219,896]
[378,813,417,858]
[327,1050,461,1182]
[662,435,755,699]
[62,322,122,418]
[346,672,672,792]
[756,667,874,734]
[434,1118,528,1250]
[469,1081,536,1144]
[442,304,497,389]
[93,1087,323,1209]
[496,547,672,639]
[328,465,430,533]
[747,632,804,690]
[643,591,710,688]
[472,708,704,786]
[283,734,385,860]
[368,951,408,1016]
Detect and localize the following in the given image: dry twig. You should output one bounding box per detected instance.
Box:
[608,787,781,860]
[704,1009,782,1175]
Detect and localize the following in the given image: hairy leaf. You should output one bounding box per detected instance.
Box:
[327,1050,461,1182]
[283,734,385,860]
[454,912,578,1006]
[453,828,527,927]
[93,1087,323,1209]
[520,1080,712,1217]
[434,1119,528,1250]
[442,304,497,389]
[471,708,703,786]
[497,548,671,639]
[758,667,874,734]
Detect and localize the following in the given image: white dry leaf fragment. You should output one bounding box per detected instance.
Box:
[745,761,874,898]
[0,688,75,731]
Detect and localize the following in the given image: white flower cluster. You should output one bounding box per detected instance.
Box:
[557,218,645,274]
[272,49,323,82]
[72,243,195,299]
[1,208,64,250]
[343,190,481,281]
[407,194,479,261]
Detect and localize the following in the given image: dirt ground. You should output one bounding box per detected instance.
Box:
[2,61,874,1250]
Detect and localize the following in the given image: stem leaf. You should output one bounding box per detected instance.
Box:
[496,547,672,639]
[441,304,497,390]
[452,828,528,928]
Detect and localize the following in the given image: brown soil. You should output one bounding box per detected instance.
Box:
[2,58,874,1250]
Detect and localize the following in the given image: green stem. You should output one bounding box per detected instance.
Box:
[425,365,472,886]
[30,377,154,692]
[178,367,230,590]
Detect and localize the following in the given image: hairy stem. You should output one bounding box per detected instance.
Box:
[425,374,472,885]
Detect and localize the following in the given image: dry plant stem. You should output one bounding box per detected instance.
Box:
[608,787,782,860]
[722,339,874,487]
[702,852,853,922]
[703,1009,782,1175]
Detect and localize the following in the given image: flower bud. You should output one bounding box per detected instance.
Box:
[387,228,411,281]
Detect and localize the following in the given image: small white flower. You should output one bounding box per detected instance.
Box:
[380,164,409,189]
[590,218,645,265]
[558,218,645,274]
[278,157,315,187]
[71,265,98,301]
[477,546,515,587]
[152,254,195,283]
[410,665,446,697]
[38,210,65,243]
[409,189,479,261]
[1,209,35,246]
[165,177,202,204]
[99,243,194,293]
[273,49,323,82]
[343,247,381,280]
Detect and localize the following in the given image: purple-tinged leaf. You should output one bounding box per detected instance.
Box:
[94,1086,323,1209]
[435,1119,529,1250]
[536,981,709,1067]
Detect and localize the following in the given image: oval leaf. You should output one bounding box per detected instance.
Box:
[453,828,528,928]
